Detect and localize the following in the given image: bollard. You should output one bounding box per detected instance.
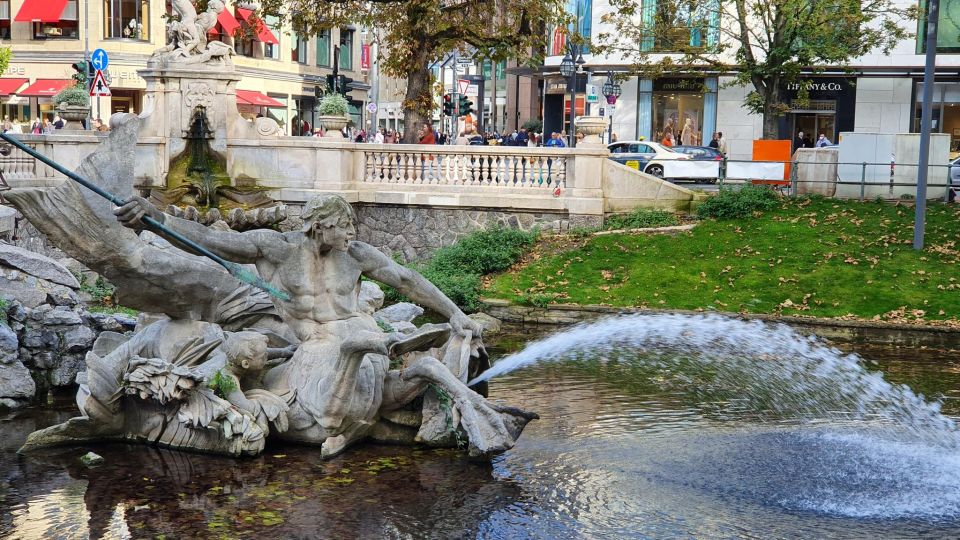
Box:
[860,162,867,202]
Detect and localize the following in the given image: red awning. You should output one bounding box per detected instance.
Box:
[235,8,279,45]
[15,0,69,22]
[217,9,241,36]
[19,79,74,97]
[236,90,284,108]
[0,79,28,96]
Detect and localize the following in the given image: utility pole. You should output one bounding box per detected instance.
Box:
[491,61,498,134]
[914,0,939,250]
[83,0,91,129]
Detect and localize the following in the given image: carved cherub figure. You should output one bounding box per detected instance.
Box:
[217,331,294,434]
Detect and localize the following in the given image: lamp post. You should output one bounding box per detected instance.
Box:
[559,42,585,147]
[601,71,621,143]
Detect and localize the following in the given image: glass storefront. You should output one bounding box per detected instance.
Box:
[650,78,706,145]
[913,81,960,154]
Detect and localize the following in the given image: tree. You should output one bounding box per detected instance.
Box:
[265,0,568,143]
[596,0,917,138]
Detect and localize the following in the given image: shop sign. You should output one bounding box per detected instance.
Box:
[653,78,704,92]
[786,81,844,91]
[360,44,370,71]
[4,66,26,76]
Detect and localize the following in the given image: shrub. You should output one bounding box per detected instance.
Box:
[380,226,539,312]
[53,85,89,108]
[605,208,679,230]
[318,93,349,116]
[695,185,780,220]
[522,118,543,134]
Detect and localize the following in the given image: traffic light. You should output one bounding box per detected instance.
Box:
[325,74,353,96]
[442,94,453,116]
[458,94,474,116]
[71,61,93,86]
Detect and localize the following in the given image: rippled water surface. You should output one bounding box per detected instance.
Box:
[3,323,960,539]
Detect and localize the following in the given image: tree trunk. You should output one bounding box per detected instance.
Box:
[760,84,781,140]
[402,48,434,144]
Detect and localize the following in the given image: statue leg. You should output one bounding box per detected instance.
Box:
[385,357,538,458]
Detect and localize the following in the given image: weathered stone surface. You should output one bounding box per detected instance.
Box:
[23,329,58,350]
[50,354,85,386]
[64,326,96,352]
[358,281,385,314]
[0,275,48,308]
[0,360,36,403]
[43,308,83,327]
[468,313,502,336]
[47,286,80,308]
[0,324,18,364]
[374,302,424,324]
[0,243,80,289]
[355,204,567,262]
[80,451,105,467]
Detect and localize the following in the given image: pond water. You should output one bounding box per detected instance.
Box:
[3,317,960,539]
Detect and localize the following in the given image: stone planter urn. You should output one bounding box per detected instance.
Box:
[58,104,90,124]
[318,115,349,138]
[575,115,608,146]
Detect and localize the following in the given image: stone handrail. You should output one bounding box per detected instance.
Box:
[357,144,568,191]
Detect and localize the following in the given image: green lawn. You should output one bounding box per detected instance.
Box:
[485,197,960,322]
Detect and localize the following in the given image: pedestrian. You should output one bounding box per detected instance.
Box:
[2,116,11,133]
[815,133,832,147]
[313,127,323,137]
[9,118,22,134]
[610,132,619,143]
[374,128,385,144]
[42,118,54,134]
[708,132,720,150]
[680,117,694,146]
[717,132,728,155]
[31,117,41,134]
[516,127,529,147]
[661,132,674,147]
[794,130,808,152]
[545,132,565,148]
[53,115,65,130]
[576,132,584,144]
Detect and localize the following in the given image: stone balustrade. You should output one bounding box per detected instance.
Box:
[1,131,697,237]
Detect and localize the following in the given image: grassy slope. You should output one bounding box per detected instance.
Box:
[485,197,960,322]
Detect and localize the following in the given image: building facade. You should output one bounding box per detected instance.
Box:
[533,0,960,160]
[0,0,369,135]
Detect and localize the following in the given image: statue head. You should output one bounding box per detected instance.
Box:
[301,194,356,251]
[224,331,269,373]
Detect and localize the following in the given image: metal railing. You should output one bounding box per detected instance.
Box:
[659,158,958,202]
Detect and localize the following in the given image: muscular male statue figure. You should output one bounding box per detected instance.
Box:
[115,194,527,458]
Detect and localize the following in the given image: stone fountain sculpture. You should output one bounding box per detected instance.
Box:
[11,107,535,461]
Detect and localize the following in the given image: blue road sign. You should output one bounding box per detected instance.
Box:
[91,49,109,71]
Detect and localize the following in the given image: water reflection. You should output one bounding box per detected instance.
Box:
[2,328,960,539]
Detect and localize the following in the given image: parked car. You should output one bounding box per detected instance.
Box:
[950,156,960,202]
[607,140,691,178]
[671,145,725,161]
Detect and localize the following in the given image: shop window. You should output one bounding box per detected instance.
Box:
[33,0,79,40]
[103,0,149,40]
[264,15,280,59]
[237,36,255,57]
[639,0,720,52]
[0,0,10,40]
[292,34,308,64]
[316,29,330,67]
[339,29,353,71]
[651,84,705,145]
[918,0,960,53]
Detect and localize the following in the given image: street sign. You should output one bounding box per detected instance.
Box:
[587,94,599,103]
[457,79,470,94]
[456,57,473,66]
[91,49,109,71]
[90,70,111,97]
[366,102,377,113]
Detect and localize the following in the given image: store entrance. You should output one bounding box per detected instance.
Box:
[791,112,836,143]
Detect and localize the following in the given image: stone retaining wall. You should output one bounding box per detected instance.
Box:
[354,204,592,262]
[482,300,960,350]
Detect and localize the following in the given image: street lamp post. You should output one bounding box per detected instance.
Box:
[601,71,621,143]
[559,43,584,148]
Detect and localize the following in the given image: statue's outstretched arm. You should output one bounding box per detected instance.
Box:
[352,242,482,336]
[114,196,287,264]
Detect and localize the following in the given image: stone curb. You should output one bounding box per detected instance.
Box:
[480,299,960,350]
[591,224,697,236]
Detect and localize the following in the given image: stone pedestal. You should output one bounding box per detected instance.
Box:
[575,116,608,147]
